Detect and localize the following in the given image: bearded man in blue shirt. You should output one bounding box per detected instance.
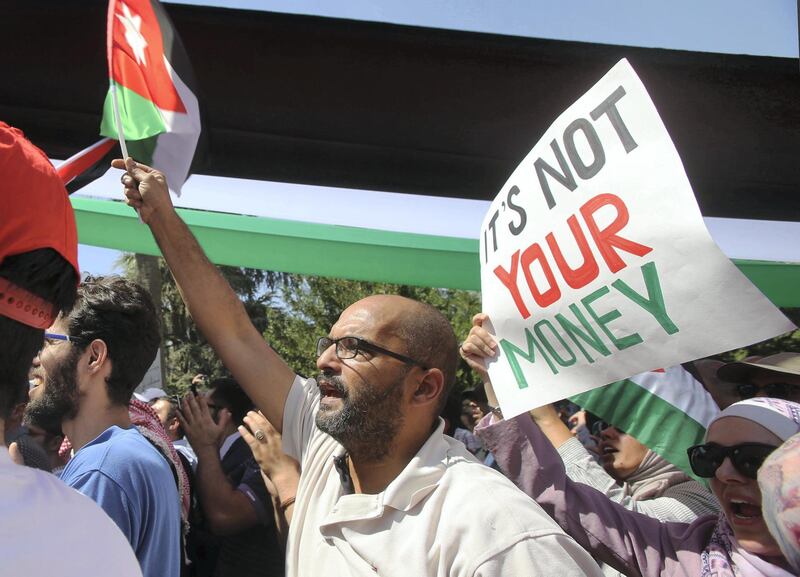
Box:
[27,276,181,577]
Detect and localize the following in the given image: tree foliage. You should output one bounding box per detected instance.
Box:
[715,308,800,361]
[263,275,483,391]
[119,254,484,395]
[119,253,286,395]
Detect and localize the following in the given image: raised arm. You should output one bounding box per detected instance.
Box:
[475,413,711,577]
[114,158,295,431]
[459,313,573,447]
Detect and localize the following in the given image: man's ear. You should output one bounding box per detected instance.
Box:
[168,417,181,436]
[85,339,109,374]
[9,401,26,424]
[410,368,445,408]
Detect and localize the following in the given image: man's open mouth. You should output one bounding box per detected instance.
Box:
[318,381,344,399]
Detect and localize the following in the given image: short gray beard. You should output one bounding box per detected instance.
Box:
[315,372,406,462]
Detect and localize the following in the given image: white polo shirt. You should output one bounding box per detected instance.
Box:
[281,375,602,577]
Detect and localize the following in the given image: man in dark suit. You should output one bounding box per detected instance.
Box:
[180,377,284,577]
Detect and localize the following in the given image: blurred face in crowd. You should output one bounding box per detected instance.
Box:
[695,359,740,410]
[150,397,182,441]
[596,425,649,480]
[706,416,783,558]
[738,372,800,404]
[151,398,172,428]
[25,319,82,435]
[466,399,487,422]
[460,399,476,429]
[314,299,418,461]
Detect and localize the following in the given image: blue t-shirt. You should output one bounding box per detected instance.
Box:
[61,426,181,577]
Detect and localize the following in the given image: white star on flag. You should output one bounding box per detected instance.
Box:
[116,2,148,67]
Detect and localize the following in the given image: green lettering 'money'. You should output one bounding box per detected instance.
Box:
[611,261,679,335]
[555,303,612,363]
[581,285,643,350]
[534,319,577,367]
[500,329,559,389]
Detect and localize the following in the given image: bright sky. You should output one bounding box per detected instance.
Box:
[76,0,800,276]
[169,0,799,58]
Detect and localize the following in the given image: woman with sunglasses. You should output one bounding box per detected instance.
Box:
[461,317,717,523]
[475,394,800,577]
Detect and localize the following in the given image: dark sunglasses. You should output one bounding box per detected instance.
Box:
[316,336,427,368]
[590,419,625,436]
[686,442,777,479]
[736,382,800,402]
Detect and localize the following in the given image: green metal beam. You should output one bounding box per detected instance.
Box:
[71,197,481,290]
[71,197,800,306]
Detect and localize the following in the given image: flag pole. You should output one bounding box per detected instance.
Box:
[107,0,142,221]
[111,80,142,222]
[110,82,129,160]
[56,137,116,188]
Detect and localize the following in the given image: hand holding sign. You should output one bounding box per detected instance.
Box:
[481,59,794,418]
[460,314,501,409]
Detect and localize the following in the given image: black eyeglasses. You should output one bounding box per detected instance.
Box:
[736,382,800,402]
[591,419,625,436]
[687,442,777,480]
[316,336,427,369]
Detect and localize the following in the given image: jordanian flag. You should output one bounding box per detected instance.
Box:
[571,365,720,482]
[101,0,200,195]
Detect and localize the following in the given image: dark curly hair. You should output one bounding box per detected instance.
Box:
[64,276,160,406]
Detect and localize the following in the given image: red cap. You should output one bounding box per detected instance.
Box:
[0,122,79,327]
[0,122,79,278]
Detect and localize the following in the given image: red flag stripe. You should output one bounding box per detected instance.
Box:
[107,0,186,113]
[56,138,116,185]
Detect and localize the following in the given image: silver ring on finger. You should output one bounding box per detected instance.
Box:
[254,429,266,442]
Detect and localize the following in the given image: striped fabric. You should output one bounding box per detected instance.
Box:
[571,365,720,481]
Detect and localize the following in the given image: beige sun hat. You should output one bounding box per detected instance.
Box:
[717,353,800,383]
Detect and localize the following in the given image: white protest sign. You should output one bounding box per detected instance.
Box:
[480,59,794,418]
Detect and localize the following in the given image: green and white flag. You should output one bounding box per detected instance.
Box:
[571,364,720,480]
[101,0,200,194]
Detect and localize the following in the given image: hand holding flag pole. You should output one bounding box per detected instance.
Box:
[112,157,174,225]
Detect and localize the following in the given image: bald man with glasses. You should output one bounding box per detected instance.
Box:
[116,157,603,577]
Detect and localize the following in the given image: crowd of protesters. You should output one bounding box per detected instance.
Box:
[2,120,800,577]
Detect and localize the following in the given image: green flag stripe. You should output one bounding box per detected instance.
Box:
[71,197,480,289]
[734,260,800,308]
[571,380,707,482]
[101,82,166,141]
[71,197,800,304]
[126,136,158,168]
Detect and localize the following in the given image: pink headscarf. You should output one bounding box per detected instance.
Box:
[759,431,800,574]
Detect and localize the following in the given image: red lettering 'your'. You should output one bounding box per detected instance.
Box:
[493,193,652,319]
